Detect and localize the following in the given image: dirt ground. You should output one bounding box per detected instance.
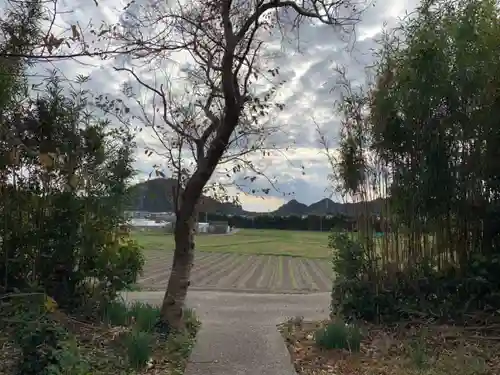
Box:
[138,250,333,292]
[278,319,500,375]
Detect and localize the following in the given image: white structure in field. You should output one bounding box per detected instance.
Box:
[128,218,168,232]
[127,218,212,234]
[197,222,209,233]
[125,211,232,234]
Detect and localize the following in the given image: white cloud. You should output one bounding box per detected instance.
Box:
[13,0,420,212]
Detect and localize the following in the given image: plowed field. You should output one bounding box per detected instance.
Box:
[138,250,333,293]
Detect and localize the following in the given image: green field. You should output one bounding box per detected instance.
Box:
[131,229,331,259]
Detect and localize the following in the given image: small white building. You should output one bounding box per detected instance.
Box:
[127,219,216,234]
[197,222,209,233]
[128,218,169,232]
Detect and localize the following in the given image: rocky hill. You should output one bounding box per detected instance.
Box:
[126,178,383,216]
[277,197,384,217]
[126,178,246,215]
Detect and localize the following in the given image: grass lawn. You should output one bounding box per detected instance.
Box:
[131,229,332,259]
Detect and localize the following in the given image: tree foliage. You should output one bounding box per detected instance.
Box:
[329,0,500,323]
[372,0,500,260]
[0,74,143,308]
[0,4,143,309]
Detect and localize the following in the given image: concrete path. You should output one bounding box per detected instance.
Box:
[123,290,330,375]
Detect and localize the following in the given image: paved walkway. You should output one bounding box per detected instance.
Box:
[123,290,330,375]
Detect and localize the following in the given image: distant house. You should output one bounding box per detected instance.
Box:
[124,210,176,221]
[124,210,150,219]
[208,221,230,234]
[149,212,176,222]
[127,218,169,232]
[197,222,209,234]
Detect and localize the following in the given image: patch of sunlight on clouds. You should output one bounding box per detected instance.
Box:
[239,194,285,212]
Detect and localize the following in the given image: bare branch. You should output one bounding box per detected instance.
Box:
[94,0,366,327]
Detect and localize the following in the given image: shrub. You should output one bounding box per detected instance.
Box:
[102,299,131,327]
[329,229,500,323]
[166,331,196,361]
[14,318,68,375]
[129,301,161,333]
[315,320,363,352]
[11,310,89,375]
[102,298,161,334]
[408,334,430,370]
[124,330,154,370]
[98,239,145,292]
[183,308,201,339]
[0,76,140,315]
[329,231,378,321]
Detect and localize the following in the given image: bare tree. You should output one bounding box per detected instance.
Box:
[104,0,365,331]
[0,0,153,61]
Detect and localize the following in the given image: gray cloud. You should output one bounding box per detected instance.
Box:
[18,0,419,211]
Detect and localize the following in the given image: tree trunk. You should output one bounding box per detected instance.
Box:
[158,48,243,330]
[159,212,195,331]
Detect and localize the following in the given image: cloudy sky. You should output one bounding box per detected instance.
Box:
[24,0,420,212]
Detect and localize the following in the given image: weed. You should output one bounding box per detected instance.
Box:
[102,299,130,327]
[408,335,429,369]
[167,332,194,360]
[128,301,160,333]
[183,308,201,338]
[125,330,154,370]
[102,299,161,333]
[315,320,363,352]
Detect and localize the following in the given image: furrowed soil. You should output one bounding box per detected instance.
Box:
[138,250,333,293]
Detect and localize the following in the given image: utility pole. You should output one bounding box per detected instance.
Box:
[323,198,329,232]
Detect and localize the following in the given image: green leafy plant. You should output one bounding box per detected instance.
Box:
[407,330,430,370]
[124,330,154,370]
[183,308,201,338]
[102,299,162,333]
[314,320,363,352]
[0,67,141,315]
[48,338,90,375]
[12,311,88,375]
[167,331,195,360]
[102,299,131,327]
[323,0,500,326]
[129,301,161,333]
[329,231,381,321]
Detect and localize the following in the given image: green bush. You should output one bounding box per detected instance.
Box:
[166,331,196,361]
[329,231,378,321]
[90,239,145,305]
[315,320,363,352]
[329,230,500,323]
[12,312,89,375]
[124,330,154,370]
[102,298,161,334]
[102,299,131,327]
[129,301,161,333]
[0,76,141,314]
[183,308,201,338]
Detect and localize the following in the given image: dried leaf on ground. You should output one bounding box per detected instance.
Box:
[278,319,500,375]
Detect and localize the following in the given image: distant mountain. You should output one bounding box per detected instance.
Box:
[271,197,384,217]
[126,178,245,215]
[126,178,384,217]
[272,199,309,216]
[307,198,385,216]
